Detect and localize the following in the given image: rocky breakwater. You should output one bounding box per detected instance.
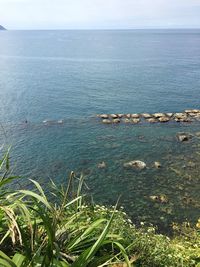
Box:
[97,109,200,125]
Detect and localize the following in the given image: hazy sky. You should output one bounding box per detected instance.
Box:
[0,0,200,29]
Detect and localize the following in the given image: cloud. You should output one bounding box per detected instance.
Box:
[0,0,200,29]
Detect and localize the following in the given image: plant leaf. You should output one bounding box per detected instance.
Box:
[12,253,26,267]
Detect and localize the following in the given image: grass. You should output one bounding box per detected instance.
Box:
[0,150,200,267]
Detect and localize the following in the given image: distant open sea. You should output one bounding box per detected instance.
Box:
[0,29,200,231]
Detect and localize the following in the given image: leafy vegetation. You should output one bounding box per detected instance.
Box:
[0,150,200,266]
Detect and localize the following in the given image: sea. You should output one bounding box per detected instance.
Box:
[0,29,200,231]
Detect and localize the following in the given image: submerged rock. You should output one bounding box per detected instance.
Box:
[180,117,192,123]
[187,161,196,168]
[131,118,140,124]
[123,118,131,123]
[176,132,193,142]
[123,160,146,170]
[149,195,159,201]
[159,194,168,203]
[146,118,157,123]
[149,194,168,203]
[97,161,106,169]
[43,120,54,125]
[112,118,120,123]
[195,132,200,137]
[154,161,162,168]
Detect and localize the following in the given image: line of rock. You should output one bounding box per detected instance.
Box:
[97,109,200,124]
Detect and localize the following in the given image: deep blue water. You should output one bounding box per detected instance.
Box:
[0,30,200,230]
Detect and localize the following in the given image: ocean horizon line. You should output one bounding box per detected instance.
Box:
[3,27,200,31]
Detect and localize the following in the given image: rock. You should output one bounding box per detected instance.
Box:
[104,143,120,149]
[186,109,200,113]
[158,116,170,123]
[166,113,173,117]
[159,194,168,203]
[131,118,140,124]
[176,132,193,142]
[180,117,192,123]
[102,119,112,124]
[123,160,146,170]
[153,113,165,118]
[123,118,131,123]
[174,113,187,119]
[99,114,109,119]
[43,120,53,125]
[195,132,200,137]
[131,113,140,118]
[180,117,190,122]
[138,135,145,140]
[188,112,196,117]
[185,109,194,113]
[149,194,168,203]
[146,118,157,123]
[110,114,118,119]
[174,118,181,122]
[149,195,159,201]
[125,114,132,118]
[173,112,189,122]
[97,161,106,169]
[193,114,200,120]
[117,114,124,118]
[154,161,161,168]
[112,118,120,123]
[141,113,152,118]
[178,185,184,191]
[187,161,196,168]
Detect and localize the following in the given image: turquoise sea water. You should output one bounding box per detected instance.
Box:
[0,30,200,231]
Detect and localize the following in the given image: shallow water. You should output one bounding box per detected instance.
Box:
[1,119,200,231]
[0,30,200,230]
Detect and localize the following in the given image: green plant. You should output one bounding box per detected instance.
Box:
[0,151,131,266]
[0,251,26,267]
[0,150,200,267]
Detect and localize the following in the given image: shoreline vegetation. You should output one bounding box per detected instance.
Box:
[0,151,200,266]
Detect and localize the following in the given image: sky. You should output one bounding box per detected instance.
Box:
[0,0,200,29]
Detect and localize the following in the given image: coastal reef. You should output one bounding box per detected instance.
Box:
[97,109,200,124]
